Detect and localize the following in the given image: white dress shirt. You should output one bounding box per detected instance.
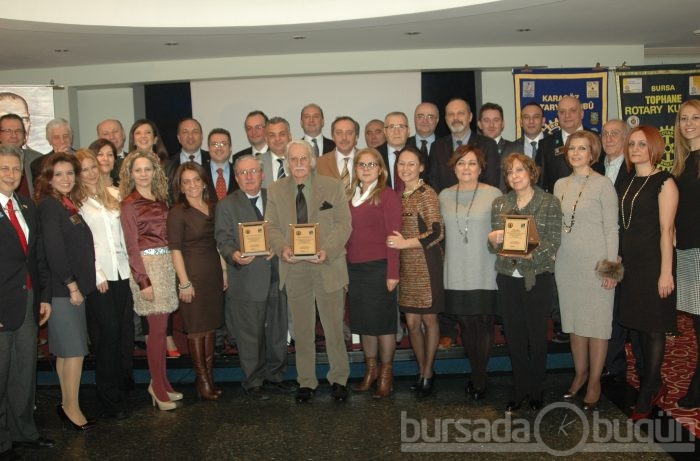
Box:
[80,197,131,284]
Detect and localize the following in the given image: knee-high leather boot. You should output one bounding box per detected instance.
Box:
[204,331,223,396]
[188,336,219,400]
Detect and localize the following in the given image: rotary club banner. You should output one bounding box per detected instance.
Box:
[615,64,700,170]
[513,68,608,138]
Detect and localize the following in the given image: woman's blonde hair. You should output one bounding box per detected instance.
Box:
[351,148,388,205]
[672,99,700,178]
[75,149,120,211]
[119,150,170,204]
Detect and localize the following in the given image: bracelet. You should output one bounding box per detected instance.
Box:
[178,281,192,290]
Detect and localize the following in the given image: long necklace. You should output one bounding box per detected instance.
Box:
[455,182,479,243]
[620,166,656,230]
[560,173,590,233]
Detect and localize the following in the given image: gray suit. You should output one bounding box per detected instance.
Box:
[215,189,288,389]
[265,172,351,389]
[259,152,288,189]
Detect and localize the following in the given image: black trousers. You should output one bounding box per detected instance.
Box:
[497,272,554,401]
[86,278,132,413]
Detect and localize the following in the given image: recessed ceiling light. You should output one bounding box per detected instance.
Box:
[165,42,179,46]
[405,31,421,36]
[517,28,531,32]
[293,36,306,40]
[54,49,69,53]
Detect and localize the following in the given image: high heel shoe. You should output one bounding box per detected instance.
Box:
[582,400,599,411]
[416,376,434,398]
[409,374,422,392]
[150,382,183,401]
[563,380,588,400]
[630,384,667,421]
[147,385,179,411]
[166,348,181,358]
[56,404,97,431]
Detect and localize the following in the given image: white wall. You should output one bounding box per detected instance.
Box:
[0,44,658,144]
[76,87,137,148]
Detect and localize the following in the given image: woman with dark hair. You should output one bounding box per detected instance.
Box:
[385,146,444,397]
[347,148,401,398]
[673,100,700,409]
[34,152,97,430]
[167,162,226,400]
[554,131,620,410]
[88,138,120,189]
[128,119,169,165]
[439,145,501,400]
[119,151,182,411]
[76,149,132,420]
[619,125,678,420]
[488,153,561,414]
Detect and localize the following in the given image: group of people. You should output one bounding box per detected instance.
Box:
[0,94,698,457]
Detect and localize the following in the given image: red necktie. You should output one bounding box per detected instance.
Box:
[216,168,227,200]
[7,199,32,289]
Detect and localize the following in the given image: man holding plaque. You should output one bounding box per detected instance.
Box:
[215,154,295,401]
[265,140,352,403]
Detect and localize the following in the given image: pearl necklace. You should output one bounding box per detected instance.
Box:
[560,172,590,233]
[620,166,656,230]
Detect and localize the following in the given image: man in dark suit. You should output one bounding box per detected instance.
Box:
[259,117,292,190]
[232,110,269,161]
[364,119,385,149]
[428,98,500,193]
[537,96,603,193]
[215,154,295,401]
[478,102,514,156]
[300,104,335,156]
[407,102,439,181]
[30,118,75,181]
[377,111,412,191]
[596,119,636,385]
[0,146,54,458]
[0,114,41,197]
[206,128,238,198]
[165,118,210,181]
[502,102,546,161]
[266,140,351,403]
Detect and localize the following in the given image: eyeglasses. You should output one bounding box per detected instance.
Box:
[357,162,379,170]
[0,128,24,136]
[415,114,436,120]
[210,141,230,148]
[385,124,408,130]
[237,168,261,176]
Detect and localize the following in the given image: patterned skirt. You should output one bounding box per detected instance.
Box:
[130,252,178,316]
[676,248,700,316]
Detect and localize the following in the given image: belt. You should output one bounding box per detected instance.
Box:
[141,246,170,255]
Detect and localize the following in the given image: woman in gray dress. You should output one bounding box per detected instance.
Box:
[35,152,97,430]
[554,131,620,410]
[439,145,501,400]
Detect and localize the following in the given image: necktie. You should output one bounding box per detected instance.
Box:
[296,184,308,224]
[419,139,428,160]
[215,168,227,200]
[340,157,351,197]
[249,196,263,220]
[530,141,538,159]
[188,154,195,162]
[456,139,463,149]
[392,150,405,193]
[277,158,286,180]
[7,199,31,289]
[311,138,319,156]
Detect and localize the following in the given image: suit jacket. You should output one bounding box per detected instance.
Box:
[0,194,50,331]
[205,160,238,196]
[593,156,633,194]
[537,129,604,193]
[304,136,335,155]
[265,172,351,293]
[259,152,288,189]
[376,143,395,189]
[215,189,275,302]
[316,150,355,180]
[38,197,96,297]
[19,148,42,196]
[427,132,500,193]
[406,135,437,182]
[165,150,216,202]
